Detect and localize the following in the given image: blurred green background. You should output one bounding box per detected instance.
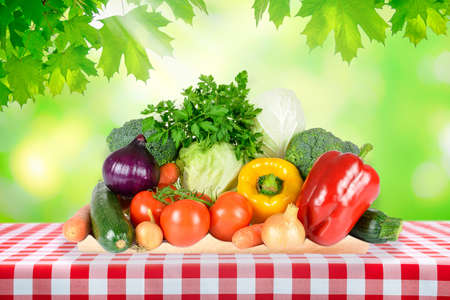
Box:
[0,1,449,222]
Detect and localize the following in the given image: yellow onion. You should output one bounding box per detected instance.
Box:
[261,204,305,251]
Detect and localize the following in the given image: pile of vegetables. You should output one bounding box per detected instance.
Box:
[63,71,403,253]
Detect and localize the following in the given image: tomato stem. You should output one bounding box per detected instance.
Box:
[154,186,211,207]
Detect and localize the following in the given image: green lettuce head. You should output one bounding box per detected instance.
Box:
[176,142,244,200]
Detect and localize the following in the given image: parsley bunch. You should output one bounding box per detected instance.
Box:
[141,71,263,161]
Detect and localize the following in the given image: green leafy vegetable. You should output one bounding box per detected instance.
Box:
[106,118,178,166]
[176,142,244,200]
[142,70,263,161]
[252,88,306,158]
[285,128,361,179]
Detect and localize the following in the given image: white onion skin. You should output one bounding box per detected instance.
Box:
[261,204,305,251]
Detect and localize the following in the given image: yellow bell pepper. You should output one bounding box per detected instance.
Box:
[237,158,303,223]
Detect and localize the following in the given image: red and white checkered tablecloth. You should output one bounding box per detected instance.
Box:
[0,221,449,299]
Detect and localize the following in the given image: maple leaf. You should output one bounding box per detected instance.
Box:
[18,0,45,25]
[297,0,388,62]
[23,30,47,59]
[47,45,97,77]
[98,6,173,81]
[46,45,97,95]
[66,69,89,93]
[390,0,448,45]
[165,0,195,24]
[56,16,101,50]
[253,0,269,25]
[252,0,290,28]
[8,16,28,48]
[4,56,44,105]
[0,81,9,109]
[48,67,65,95]
[189,0,208,13]
[0,4,13,48]
[0,61,4,77]
[64,0,101,17]
[144,0,208,24]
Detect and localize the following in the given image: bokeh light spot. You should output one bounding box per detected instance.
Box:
[433,51,450,84]
[10,114,90,199]
[440,123,450,177]
[11,146,60,200]
[411,162,448,199]
[27,155,46,178]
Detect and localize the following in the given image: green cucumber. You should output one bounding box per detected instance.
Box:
[90,182,134,253]
[350,208,403,244]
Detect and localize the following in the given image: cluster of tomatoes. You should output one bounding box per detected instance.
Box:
[130,187,253,247]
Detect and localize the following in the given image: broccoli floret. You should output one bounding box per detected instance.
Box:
[106,119,178,166]
[285,128,360,179]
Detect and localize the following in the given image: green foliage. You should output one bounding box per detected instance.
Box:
[5,55,44,105]
[0,0,448,109]
[142,71,263,161]
[285,128,360,179]
[98,6,173,81]
[390,0,448,45]
[298,0,388,62]
[253,0,450,62]
[0,0,206,109]
[253,0,290,28]
[136,0,208,24]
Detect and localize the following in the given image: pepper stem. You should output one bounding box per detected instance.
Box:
[359,143,373,159]
[257,173,283,196]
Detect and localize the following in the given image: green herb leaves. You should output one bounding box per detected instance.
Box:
[142,71,263,161]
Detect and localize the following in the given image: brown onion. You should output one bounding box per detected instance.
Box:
[136,221,163,250]
[261,204,305,251]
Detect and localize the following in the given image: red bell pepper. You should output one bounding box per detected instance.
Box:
[296,147,380,246]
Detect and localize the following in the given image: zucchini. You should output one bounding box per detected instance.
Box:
[350,208,402,244]
[90,182,134,253]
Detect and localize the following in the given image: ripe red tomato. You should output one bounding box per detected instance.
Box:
[209,191,253,241]
[130,191,165,226]
[160,199,210,247]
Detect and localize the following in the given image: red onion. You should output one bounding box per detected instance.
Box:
[103,134,160,196]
